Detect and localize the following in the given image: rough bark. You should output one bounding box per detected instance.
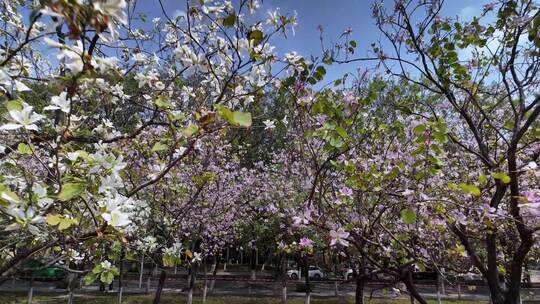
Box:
[401,266,427,304]
[152,270,167,304]
[355,275,365,304]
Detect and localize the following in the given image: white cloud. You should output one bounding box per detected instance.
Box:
[459,5,480,21]
[173,9,186,19]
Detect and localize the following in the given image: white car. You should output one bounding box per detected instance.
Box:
[460,272,483,282]
[287,266,325,280]
[344,268,356,280]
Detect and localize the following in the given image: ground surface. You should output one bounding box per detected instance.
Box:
[0,293,488,304]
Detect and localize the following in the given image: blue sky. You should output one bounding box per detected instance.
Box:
[144,0,493,85]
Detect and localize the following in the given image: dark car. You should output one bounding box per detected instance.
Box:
[19,259,66,281]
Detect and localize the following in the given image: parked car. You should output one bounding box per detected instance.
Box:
[287,266,326,280]
[19,259,66,281]
[342,267,396,282]
[412,270,437,281]
[344,268,355,280]
[459,271,483,282]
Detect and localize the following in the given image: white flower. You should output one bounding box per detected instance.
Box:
[98,174,123,194]
[93,0,128,25]
[66,152,80,161]
[57,41,84,74]
[67,249,84,263]
[263,119,276,130]
[101,260,113,270]
[528,162,538,170]
[0,103,45,131]
[93,56,118,72]
[0,69,10,93]
[5,206,44,235]
[174,147,187,158]
[14,80,31,92]
[44,92,70,113]
[102,209,130,227]
[43,37,64,48]
[93,0,127,43]
[192,252,202,263]
[136,236,158,252]
[100,194,133,228]
[132,53,147,63]
[164,242,184,258]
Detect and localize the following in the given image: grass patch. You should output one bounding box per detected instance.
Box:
[0,293,489,304]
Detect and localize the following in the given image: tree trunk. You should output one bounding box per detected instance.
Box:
[281,254,288,304]
[146,262,152,294]
[401,266,427,304]
[118,247,124,304]
[303,255,310,304]
[139,255,144,289]
[250,247,257,279]
[187,263,198,304]
[203,260,208,303]
[224,247,229,271]
[152,270,167,304]
[210,254,219,294]
[355,275,365,304]
[67,272,77,304]
[27,275,34,304]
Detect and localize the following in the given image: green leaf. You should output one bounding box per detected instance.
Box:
[182,124,199,137]
[58,182,85,202]
[232,111,252,127]
[58,218,74,230]
[349,40,357,48]
[457,183,481,196]
[315,66,326,75]
[479,174,487,185]
[400,208,416,224]
[432,131,448,144]
[17,143,32,155]
[328,135,344,148]
[215,105,252,127]
[412,124,426,134]
[101,271,115,284]
[46,214,62,226]
[248,30,263,46]
[223,13,236,27]
[335,127,348,139]
[83,273,97,285]
[0,185,20,205]
[152,142,168,152]
[155,95,171,109]
[491,172,511,184]
[6,99,23,111]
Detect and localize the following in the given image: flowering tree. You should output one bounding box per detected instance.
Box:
[0,0,299,287]
[326,1,540,303]
[280,75,449,304]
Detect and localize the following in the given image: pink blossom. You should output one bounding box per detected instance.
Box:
[523,191,540,203]
[299,237,313,248]
[330,227,350,247]
[483,3,496,12]
[339,186,354,198]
